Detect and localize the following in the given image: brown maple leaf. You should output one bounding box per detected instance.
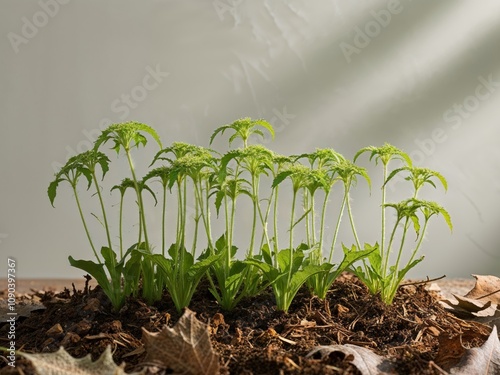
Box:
[142,308,220,375]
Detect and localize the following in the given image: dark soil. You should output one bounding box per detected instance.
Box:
[0,274,492,374]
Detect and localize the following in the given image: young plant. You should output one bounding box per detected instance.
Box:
[111,178,157,258]
[207,118,274,310]
[350,144,452,304]
[94,122,163,252]
[247,164,329,312]
[306,158,374,299]
[94,122,165,305]
[48,118,453,312]
[49,122,164,310]
[69,243,143,310]
[147,144,221,312]
[379,198,452,303]
[48,151,107,263]
[49,149,143,310]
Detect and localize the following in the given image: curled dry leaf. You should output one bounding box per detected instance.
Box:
[464,275,500,305]
[306,344,395,375]
[435,326,491,370]
[442,295,492,315]
[142,308,220,375]
[441,275,500,321]
[450,325,500,375]
[20,346,143,375]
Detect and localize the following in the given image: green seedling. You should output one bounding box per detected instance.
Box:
[206,118,275,310]
[48,119,452,312]
[69,243,143,310]
[247,164,329,312]
[350,144,452,304]
[306,158,374,299]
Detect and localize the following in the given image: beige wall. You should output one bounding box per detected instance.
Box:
[1,0,499,278]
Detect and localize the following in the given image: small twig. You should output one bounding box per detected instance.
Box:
[84,274,92,295]
[476,288,500,300]
[400,275,446,287]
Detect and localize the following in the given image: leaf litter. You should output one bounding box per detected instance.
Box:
[0,274,498,375]
[441,274,500,328]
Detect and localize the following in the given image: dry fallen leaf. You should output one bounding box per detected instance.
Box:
[465,275,500,305]
[442,295,492,315]
[142,308,220,375]
[20,346,143,375]
[435,327,490,370]
[450,325,500,375]
[306,344,395,375]
[441,275,500,323]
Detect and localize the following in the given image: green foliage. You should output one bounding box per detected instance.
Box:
[144,244,221,313]
[49,119,452,312]
[351,145,452,304]
[210,117,274,148]
[247,244,329,312]
[69,243,143,311]
[206,234,259,311]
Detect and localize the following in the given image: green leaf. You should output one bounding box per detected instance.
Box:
[272,170,292,188]
[210,118,275,146]
[47,178,63,207]
[188,253,221,280]
[68,256,122,308]
[260,244,273,265]
[94,121,162,153]
[123,250,143,295]
[150,254,174,276]
[68,257,110,291]
[354,144,412,167]
[289,264,329,294]
[209,124,230,145]
[384,167,407,187]
[327,245,375,283]
[244,258,281,284]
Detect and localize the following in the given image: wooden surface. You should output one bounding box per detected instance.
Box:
[0,279,98,294]
[1,277,475,298]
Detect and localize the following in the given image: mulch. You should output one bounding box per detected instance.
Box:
[0,274,492,374]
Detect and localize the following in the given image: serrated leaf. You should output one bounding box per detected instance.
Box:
[450,326,500,374]
[20,346,143,375]
[306,344,395,374]
[142,308,220,375]
[271,170,292,188]
[47,178,63,207]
